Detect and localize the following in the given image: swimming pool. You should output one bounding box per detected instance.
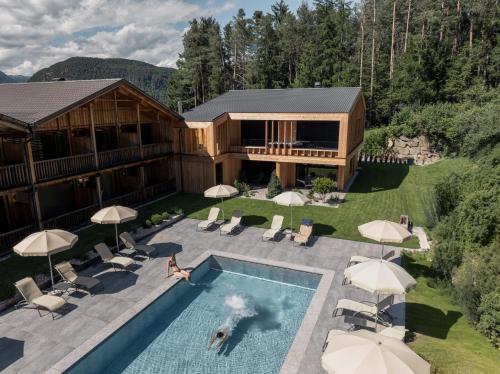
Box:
[56,253,332,374]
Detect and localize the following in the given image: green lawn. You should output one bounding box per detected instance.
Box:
[404,253,500,373]
[0,158,468,301]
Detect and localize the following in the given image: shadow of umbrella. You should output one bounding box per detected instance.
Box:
[150,242,183,258]
[0,337,24,371]
[94,271,139,295]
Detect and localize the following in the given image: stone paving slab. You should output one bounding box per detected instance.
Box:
[0,218,404,373]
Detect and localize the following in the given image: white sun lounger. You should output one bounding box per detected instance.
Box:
[332,295,394,321]
[94,243,135,271]
[120,232,156,259]
[347,250,395,267]
[54,261,102,295]
[197,207,220,231]
[220,212,242,235]
[15,277,66,319]
[262,215,284,241]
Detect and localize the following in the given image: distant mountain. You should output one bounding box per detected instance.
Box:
[8,75,29,83]
[29,57,176,103]
[0,71,14,83]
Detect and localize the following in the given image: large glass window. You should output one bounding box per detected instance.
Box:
[241,120,265,146]
[296,121,339,149]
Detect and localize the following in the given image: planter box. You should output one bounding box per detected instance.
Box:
[132,214,185,242]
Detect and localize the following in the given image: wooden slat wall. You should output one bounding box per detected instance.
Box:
[347,96,365,154]
[176,156,215,193]
[222,158,241,185]
[276,162,296,189]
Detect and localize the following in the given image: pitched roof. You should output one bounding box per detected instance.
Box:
[182,87,362,122]
[0,79,181,128]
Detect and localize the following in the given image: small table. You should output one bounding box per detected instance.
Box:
[283,229,294,240]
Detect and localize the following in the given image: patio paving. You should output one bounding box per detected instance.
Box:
[0,218,405,373]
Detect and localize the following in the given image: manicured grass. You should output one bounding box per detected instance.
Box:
[404,253,500,373]
[0,158,468,301]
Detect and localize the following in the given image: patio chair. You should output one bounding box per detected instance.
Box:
[120,232,156,259]
[347,250,395,267]
[262,215,284,241]
[15,277,66,319]
[332,295,394,323]
[54,261,102,295]
[343,315,406,340]
[220,212,242,235]
[293,222,313,247]
[94,243,135,271]
[197,207,220,231]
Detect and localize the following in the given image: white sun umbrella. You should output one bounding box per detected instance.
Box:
[204,184,238,220]
[322,329,430,374]
[272,191,309,233]
[358,220,412,257]
[91,205,138,251]
[344,259,416,328]
[13,230,78,288]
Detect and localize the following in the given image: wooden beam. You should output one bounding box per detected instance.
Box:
[66,112,73,156]
[25,140,43,229]
[264,120,268,154]
[136,103,144,159]
[89,102,100,169]
[271,120,275,155]
[229,112,347,121]
[114,90,121,147]
[228,152,346,166]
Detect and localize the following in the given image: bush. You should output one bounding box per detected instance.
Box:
[477,290,500,348]
[173,207,184,215]
[266,170,282,198]
[150,214,163,225]
[241,182,251,197]
[145,219,152,228]
[312,177,335,201]
[161,212,169,221]
[234,179,242,194]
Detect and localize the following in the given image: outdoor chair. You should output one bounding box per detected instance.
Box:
[332,295,394,324]
[343,315,406,340]
[197,207,220,231]
[54,261,102,295]
[15,277,66,319]
[220,212,242,235]
[262,215,284,241]
[120,232,156,259]
[293,222,313,246]
[94,243,135,271]
[347,250,395,267]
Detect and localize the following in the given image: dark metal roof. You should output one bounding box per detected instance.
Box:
[0,79,181,128]
[182,87,362,122]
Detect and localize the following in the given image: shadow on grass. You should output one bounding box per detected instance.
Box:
[242,215,267,226]
[406,303,462,340]
[313,223,335,236]
[350,163,410,193]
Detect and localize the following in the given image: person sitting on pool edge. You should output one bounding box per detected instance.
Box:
[207,327,230,351]
[167,253,191,283]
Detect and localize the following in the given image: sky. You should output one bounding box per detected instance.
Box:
[0,0,303,76]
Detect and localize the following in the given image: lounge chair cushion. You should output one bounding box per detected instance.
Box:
[221,215,241,234]
[74,276,101,291]
[134,244,155,255]
[110,256,134,268]
[263,228,279,240]
[263,215,284,240]
[335,298,377,316]
[198,219,215,230]
[33,294,65,312]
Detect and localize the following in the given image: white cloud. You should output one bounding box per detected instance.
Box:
[0,0,236,75]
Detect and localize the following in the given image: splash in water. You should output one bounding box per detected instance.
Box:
[221,294,257,332]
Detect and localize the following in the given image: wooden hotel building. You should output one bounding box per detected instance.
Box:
[0,81,364,253]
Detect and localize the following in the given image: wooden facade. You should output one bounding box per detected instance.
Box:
[178,94,365,193]
[0,82,180,253]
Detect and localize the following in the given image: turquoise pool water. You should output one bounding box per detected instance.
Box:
[68,256,320,374]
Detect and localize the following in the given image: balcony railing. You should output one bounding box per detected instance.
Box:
[0,163,29,189]
[42,204,100,230]
[98,146,141,168]
[143,142,171,159]
[35,153,96,182]
[0,225,35,253]
[230,146,339,158]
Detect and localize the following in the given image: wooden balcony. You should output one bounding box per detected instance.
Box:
[143,142,172,159]
[98,146,141,168]
[230,146,339,158]
[0,163,30,189]
[35,153,96,182]
[42,204,100,230]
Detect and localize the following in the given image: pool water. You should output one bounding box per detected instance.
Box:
[68,257,319,374]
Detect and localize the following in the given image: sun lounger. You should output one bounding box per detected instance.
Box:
[220,212,242,235]
[54,261,102,295]
[262,215,284,241]
[343,315,406,340]
[197,207,220,231]
[15,277,66,319]
[94,243,135,271]
[120,232,156,259]
[293,222,313,246]
[332,295,394,322]
[347,250,395,267]
[322,328,347,352]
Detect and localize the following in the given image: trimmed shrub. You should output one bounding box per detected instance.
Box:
[477,290,500,348]
[266,170,282,198]
[312,177,335,201]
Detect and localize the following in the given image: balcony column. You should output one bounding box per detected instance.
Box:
[264,120,268,154]
[114,90,121,147]
[25,140,43,229]
[136,104,144,159]
[271,120,275,155]
[89,103,103,208]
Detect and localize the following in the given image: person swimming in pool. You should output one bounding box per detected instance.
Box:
[167,253,192,283]
[207,326,230,351]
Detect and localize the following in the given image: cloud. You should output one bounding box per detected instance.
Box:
[0,0,236,75]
